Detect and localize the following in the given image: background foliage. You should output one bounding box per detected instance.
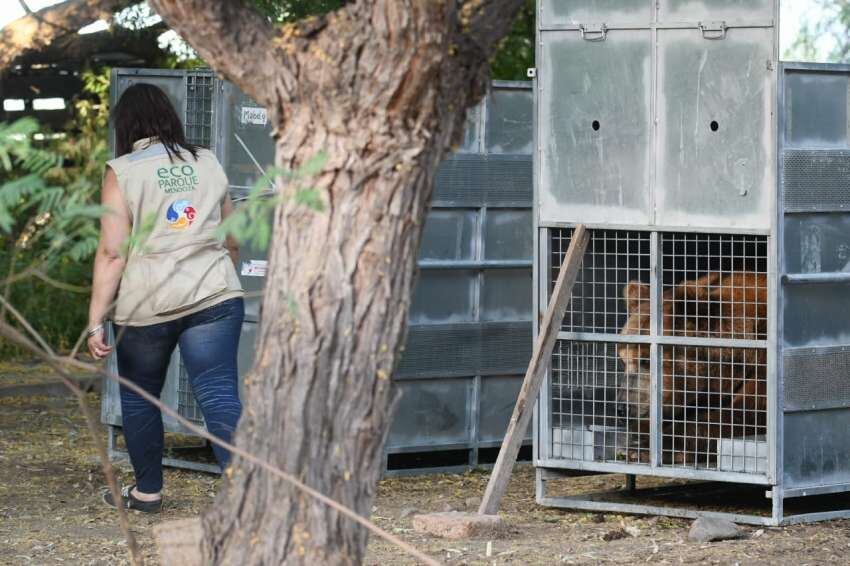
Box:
[490,0,535,81]
[0,71,110,357]
[786,0,850,62]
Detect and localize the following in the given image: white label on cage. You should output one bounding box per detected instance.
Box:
[240,106,267,126]
[241,260,268,277]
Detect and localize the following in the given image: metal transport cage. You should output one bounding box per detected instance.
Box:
[533,0,850,525]
[100,68,534,475]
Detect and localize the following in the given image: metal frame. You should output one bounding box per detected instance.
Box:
[770,60,850,524]
[530,0,830,526]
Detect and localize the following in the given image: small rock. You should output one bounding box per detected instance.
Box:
[602,528,628,542]
[688,517,741,543]
[751,528,765,538]
[412,512,505,539]
[623,525,640,538]
[464,496,481,510]
[441,502,458,513]
[399,506,418,519]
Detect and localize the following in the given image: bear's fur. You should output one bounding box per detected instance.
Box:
[617,272,767,464]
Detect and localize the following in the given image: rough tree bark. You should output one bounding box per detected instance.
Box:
[150,1,525,563]
[0,0,135,69]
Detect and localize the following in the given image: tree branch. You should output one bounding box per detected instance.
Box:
[457,0,528,57]
[18,0,75,34]
[148,0,285,109]
[0,0,135,70]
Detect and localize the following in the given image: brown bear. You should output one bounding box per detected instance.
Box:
[617,272,767,465]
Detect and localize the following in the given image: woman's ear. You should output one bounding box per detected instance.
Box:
[623,281,650,312]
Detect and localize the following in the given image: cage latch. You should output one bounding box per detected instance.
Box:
[579,23,608,42]
[699,21,727,40]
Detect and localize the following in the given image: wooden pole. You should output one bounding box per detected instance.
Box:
[478,224,589,516]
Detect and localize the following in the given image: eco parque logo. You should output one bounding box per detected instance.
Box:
[157,164,200,193]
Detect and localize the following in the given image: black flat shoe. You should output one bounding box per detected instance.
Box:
[102,484,162,513]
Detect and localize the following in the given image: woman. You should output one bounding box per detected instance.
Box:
[87,83,244,512]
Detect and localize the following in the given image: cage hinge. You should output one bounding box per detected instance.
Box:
[579,23,608,42]
[699,21,727,40]
[527,67,537,79]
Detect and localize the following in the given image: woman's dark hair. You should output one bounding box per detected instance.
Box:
[113,83,199,161]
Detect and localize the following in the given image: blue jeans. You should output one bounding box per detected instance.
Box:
[115,297,244,493]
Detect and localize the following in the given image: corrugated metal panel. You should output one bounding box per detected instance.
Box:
[395,322,532,379]
[783,150,850,212]
[784,346,850,411]
[433,155,532,206]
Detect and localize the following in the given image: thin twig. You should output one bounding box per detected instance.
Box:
[0,240,18,322]
[30,268,91,293]
[63,371,143,566]
[17,0,79,34]
[0,321,442,566]
[0,294,53,355]
[1,254,90,291]
[0,303,142,566]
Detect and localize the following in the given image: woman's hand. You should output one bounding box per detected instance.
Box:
[87,326,112,360]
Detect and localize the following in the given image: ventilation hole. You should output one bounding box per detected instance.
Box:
[592,120,600,131]
[710,120,719,132]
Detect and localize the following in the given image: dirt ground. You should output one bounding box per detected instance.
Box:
[2,376,850,565]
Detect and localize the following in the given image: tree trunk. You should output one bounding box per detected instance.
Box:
[150,1,525,563]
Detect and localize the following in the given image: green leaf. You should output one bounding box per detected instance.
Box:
[294,152,327,178]
[293,187,325,212]
[63,204,107,219]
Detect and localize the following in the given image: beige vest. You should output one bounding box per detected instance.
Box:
[108,137,243,326]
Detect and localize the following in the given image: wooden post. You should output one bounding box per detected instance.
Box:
[478,224,589,516]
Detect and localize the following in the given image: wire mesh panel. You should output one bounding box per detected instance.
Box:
[661,233,768,339]
[547,228,770,476]
[551,228,651,335]
[551,340,650,464]
[661,346,767,473]
[185,72,214,148]
[177,364,205,425]
[657,233,768,473]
